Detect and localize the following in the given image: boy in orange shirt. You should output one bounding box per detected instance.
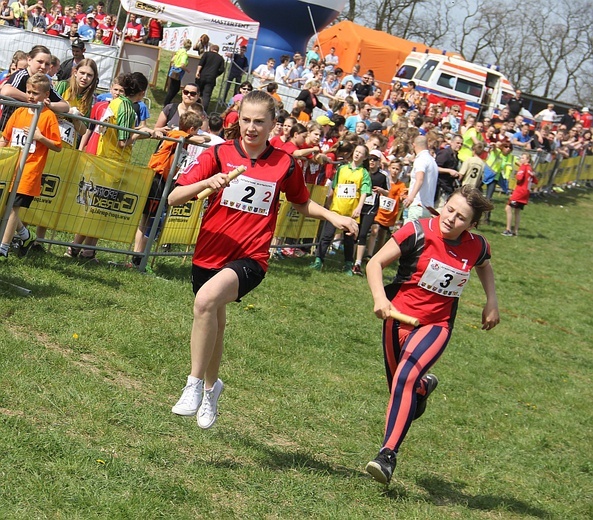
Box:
[0,73,62,262]
[129,111,203,267]
[369,159,406,255]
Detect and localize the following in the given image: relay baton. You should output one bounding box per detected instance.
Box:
[389,309,420,327]
[197,165,247,200]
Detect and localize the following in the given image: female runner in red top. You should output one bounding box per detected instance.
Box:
[167,90,359,429]
[364,185,500,484]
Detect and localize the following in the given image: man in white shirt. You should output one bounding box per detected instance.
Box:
[286,52,305,89]
[252,57,276,89]
[324,47,339,72]
[403,136,438,223]
[535,103,557,125]
[275,54,291,85]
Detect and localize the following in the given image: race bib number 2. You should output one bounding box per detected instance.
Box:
[418,258,470,298]
[220,176,276,216]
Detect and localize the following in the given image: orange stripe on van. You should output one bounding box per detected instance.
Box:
[441,61,487,79]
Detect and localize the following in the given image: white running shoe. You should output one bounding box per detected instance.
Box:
[171,378,203,416]
[197,379,224,429]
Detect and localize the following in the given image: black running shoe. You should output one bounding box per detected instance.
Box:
[414,374,439,420]
[365,448,397,484]
[17,229,36,257]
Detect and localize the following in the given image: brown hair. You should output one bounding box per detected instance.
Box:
[179,111,202,132]
[66,58,99,116]
[472,141,485,155]
[240,90,276,121]
[27,72,51,93]
[450,185,494,225]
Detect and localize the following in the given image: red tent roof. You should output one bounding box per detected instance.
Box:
[120,0,259,38]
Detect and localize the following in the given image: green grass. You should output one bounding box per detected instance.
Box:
[1,187,593,518]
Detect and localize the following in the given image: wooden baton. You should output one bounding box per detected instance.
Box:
[196,165,247,200]
[389,309,420,327]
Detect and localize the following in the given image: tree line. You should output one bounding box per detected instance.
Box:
[340,0,593,106]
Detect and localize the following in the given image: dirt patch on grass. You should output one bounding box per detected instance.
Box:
[4,323,146,392]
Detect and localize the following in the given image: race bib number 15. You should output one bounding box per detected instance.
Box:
[379,195,395,212]
[220,176,276,216]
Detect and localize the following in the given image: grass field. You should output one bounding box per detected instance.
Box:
[1,183,592,518]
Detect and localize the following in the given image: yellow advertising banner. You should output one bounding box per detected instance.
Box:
[555,156,579,185]
[53,153,154,243]
[299,184,328,240]
[535,160,553,187]
[274,184,328,240]
[580,156,593,181]
[158,199,204,246]
[274,192,302,239]
[20,148,77,229]
[0,147,20,210]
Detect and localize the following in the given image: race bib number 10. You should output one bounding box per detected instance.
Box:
[220,176,276,216]
[11,128,36,153]
[418,258,470,298]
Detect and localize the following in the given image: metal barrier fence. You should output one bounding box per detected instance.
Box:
[0,96,330,273]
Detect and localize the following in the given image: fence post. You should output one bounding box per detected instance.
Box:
[137,135,186,273]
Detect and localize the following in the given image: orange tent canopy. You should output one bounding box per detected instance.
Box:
[317,21,458,88]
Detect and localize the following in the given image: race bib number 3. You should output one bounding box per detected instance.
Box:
[418,258,470,298]
[336,183,357,198]
[11,128,36,153]
[220,176,276,216]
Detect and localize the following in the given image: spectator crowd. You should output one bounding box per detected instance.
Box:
[0,7,592,269]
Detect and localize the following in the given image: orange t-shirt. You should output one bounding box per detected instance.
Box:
[364,96,383,108]
[296,111,310,123]
[2,107,62,197]
[147,129,189,181]
[374,181,406,227]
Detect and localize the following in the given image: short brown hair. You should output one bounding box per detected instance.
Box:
[179,111,202,132]
[26,72,51,93]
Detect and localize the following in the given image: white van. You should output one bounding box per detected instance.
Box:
[394,52,516,119]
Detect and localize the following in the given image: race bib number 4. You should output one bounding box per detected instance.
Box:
[220,176,276,216]
[59,120,75,146]
[418,258,470,298]
[11,128,36,153]
[336,183,357,198]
